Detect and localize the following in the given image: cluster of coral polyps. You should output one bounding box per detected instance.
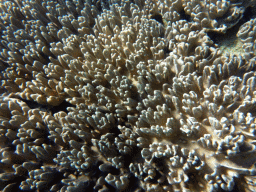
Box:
[0,0,255,191]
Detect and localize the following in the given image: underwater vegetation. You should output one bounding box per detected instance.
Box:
[0,0,256,191]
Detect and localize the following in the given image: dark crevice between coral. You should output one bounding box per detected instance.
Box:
[42,50,57,60]
[123,146,141,167]
[98,161,121,176]
[251,106,256,117]
[230,179,246,192]
[20,98,75,115]
[92,0,110,13]
[19,98,47,110]
[109,125,122,139]
[179,9,191,22]
[50,100,75,114]
[1,175,28,192]
[130,85,140,102]
[151,14,164,25]
[79,180,94,191]
[49,171,66,190]
[67,3,79,19]
[103,166,121,176]
[236,61,256,78]
[130,145,145,164]
[228,145,256,169]
[163,42,171,56]
[109,167,120,176]
[103,80,112,89]
[206,30,235,48]
[150,13,165,38]
[0,59,9,70]
[123,174,144,192]
[150,170,164,184]
[240,5,256,22]
[91,162,118,191]
[207,6,256,46]
[186,171,205,191]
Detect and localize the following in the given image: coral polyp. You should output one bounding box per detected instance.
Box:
[0,0,255,191]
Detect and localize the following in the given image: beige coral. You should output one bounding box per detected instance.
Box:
[0,0,256,191]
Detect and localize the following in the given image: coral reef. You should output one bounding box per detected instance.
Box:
[0,0,256,191]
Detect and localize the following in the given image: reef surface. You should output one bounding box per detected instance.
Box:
[0,0,256,191]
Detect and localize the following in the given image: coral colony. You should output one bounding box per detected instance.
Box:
[0,0,256,191]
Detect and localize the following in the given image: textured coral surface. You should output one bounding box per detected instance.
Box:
[0,0,256,191]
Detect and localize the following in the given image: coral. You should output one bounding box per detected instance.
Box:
[0,0,256,191]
